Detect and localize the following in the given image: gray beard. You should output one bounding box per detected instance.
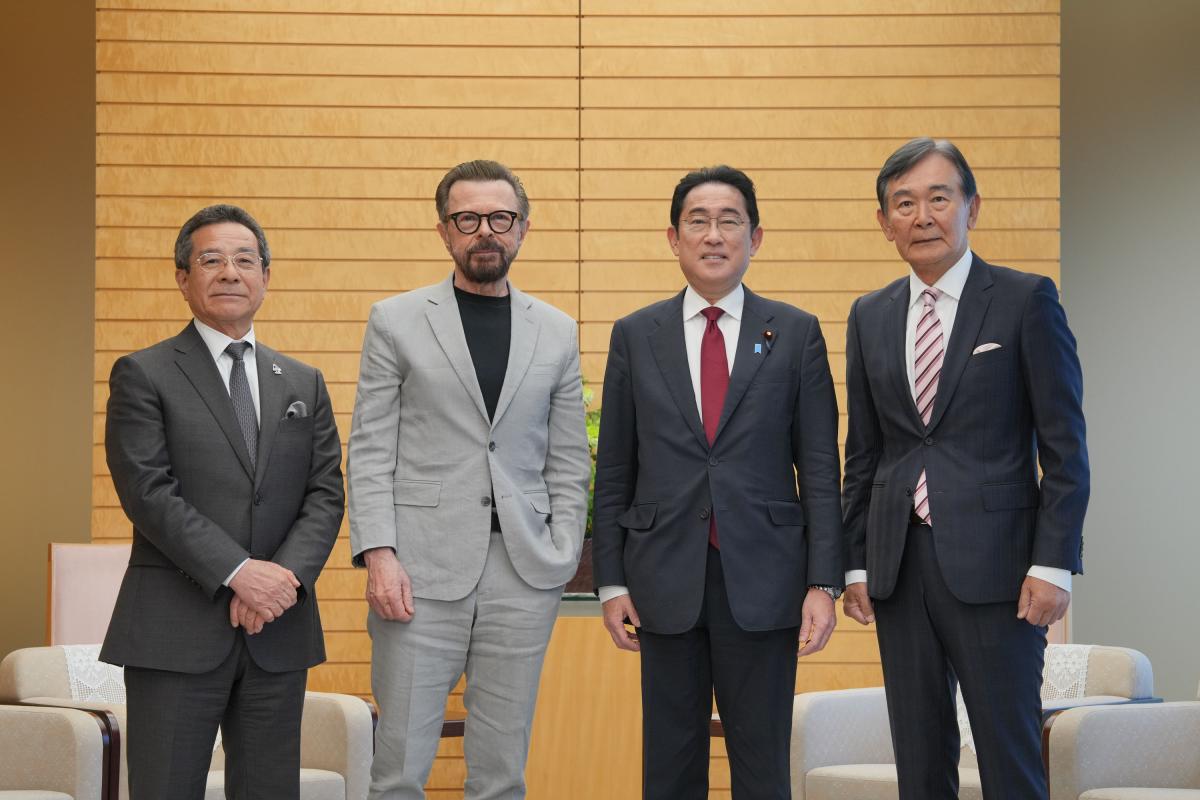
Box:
[455,245,512,285]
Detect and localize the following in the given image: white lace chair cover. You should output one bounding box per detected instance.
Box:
[60,643,224,752]
[62,644,126,704]
[956,643,1093,754]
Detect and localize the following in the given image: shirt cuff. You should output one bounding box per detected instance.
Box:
[597,585,630,604]
[223,557,250,587]
[1027,565,1072,592]
[845,570,868,586]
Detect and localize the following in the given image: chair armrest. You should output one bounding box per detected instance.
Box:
[790,687,894,797]
[1047,701,1200,800]
[1040,696,1162,776]
[300,691,374,800]
[20,696,126,800]
[0,704,107,799]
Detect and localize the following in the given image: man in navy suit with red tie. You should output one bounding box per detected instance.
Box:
[841,138,1090,799]
[593,166,845,799]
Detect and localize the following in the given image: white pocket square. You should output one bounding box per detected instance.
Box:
[284,400,308,419]
[972,342,1002,355]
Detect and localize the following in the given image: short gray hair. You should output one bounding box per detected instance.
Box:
[434,160,530,221]
[876,138,977,211]
[174,204,270,271]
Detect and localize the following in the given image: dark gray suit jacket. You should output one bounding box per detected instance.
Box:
[592,287,844,634]
[842,255,1089,603]
[101,322,344,674]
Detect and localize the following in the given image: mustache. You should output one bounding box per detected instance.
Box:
[468,241,505,254]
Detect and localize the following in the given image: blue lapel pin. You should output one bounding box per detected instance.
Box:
[754,343,762,354]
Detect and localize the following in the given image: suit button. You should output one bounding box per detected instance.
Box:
[488,441,497,452]
[905,488,914,497]
[254,491,263,505]
[924,437,934,446]
[708,456,718,466]
[480,496,491,507]
[699,508,711,520]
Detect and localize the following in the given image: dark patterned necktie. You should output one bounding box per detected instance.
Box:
[225,341,258,468]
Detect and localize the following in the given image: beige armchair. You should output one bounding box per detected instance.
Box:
[1048,679,1200,800]
[0,646,373,800]
[790,644,1156,800]
[0,704,108,799]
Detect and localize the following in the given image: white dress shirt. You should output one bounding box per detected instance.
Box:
[598,284,743,605]
[193,319,259,584]
[193,318,261,424]
[845,250,1071,593]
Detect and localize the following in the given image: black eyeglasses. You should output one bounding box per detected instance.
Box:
[446,210,521,235]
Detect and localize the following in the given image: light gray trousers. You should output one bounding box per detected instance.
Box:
[367,532,562,800]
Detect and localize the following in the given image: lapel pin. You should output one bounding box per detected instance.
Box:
[754,343,762,354]
[762,329,775,353]
[272,363,282,375]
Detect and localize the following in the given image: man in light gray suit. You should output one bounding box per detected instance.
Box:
[348,160,591,799]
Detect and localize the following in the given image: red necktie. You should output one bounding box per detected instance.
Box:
[700,306,729,547]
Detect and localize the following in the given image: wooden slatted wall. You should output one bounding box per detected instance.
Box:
[93,1,1059,796]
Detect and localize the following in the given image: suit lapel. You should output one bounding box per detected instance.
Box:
[712,288,772,444]
[424,276,490,425]
[886,279,926,431]
[172,323,255,480]
[253,342,285,487]
[649,291,709,451]
[490,286,539,430]
[926,256,993,431]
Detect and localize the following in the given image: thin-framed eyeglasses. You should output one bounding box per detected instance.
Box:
[447,210,522,235]
[681,215,747,236]
[193,251,263,272]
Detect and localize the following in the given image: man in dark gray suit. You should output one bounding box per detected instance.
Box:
[841,138,1089,799]
[592,166,844,799]
[102,204,345,800]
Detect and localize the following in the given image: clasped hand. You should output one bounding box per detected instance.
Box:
[228,559,301,635]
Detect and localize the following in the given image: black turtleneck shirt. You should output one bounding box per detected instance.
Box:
[454,286,511,421]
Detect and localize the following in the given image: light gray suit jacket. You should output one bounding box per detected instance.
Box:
[348,275,591,598]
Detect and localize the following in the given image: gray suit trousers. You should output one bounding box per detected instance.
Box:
[367,532,562,800]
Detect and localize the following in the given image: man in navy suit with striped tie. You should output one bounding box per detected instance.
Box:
[841,138,1090,800]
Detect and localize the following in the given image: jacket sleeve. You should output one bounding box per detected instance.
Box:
[105,355,249,598]
[841,297,883,574]
[347,302,404,566]
[590,318,638,588]
[1022,277,1089,572]
[271,368,345,593]
[542,322,592,561]
[791,315,845,588]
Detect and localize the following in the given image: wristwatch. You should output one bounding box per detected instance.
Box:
[810,584,843,601]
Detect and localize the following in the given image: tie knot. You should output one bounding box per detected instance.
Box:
[225,341,251,361]
[700,306,725,323]
[921,287,941,307]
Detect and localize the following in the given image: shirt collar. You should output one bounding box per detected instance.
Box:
[683,283,744,322]
[908,248,973,309]
[193,318,257,362]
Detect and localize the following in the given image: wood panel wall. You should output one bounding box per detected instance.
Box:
[93,1,1059,797]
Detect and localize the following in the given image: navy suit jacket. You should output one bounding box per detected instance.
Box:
[842,255,1089,604]
[592,287,844,634]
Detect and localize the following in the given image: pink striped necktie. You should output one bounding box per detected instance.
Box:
[912,287,943,525]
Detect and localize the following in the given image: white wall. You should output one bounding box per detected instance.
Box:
[1063,0,1200,700]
